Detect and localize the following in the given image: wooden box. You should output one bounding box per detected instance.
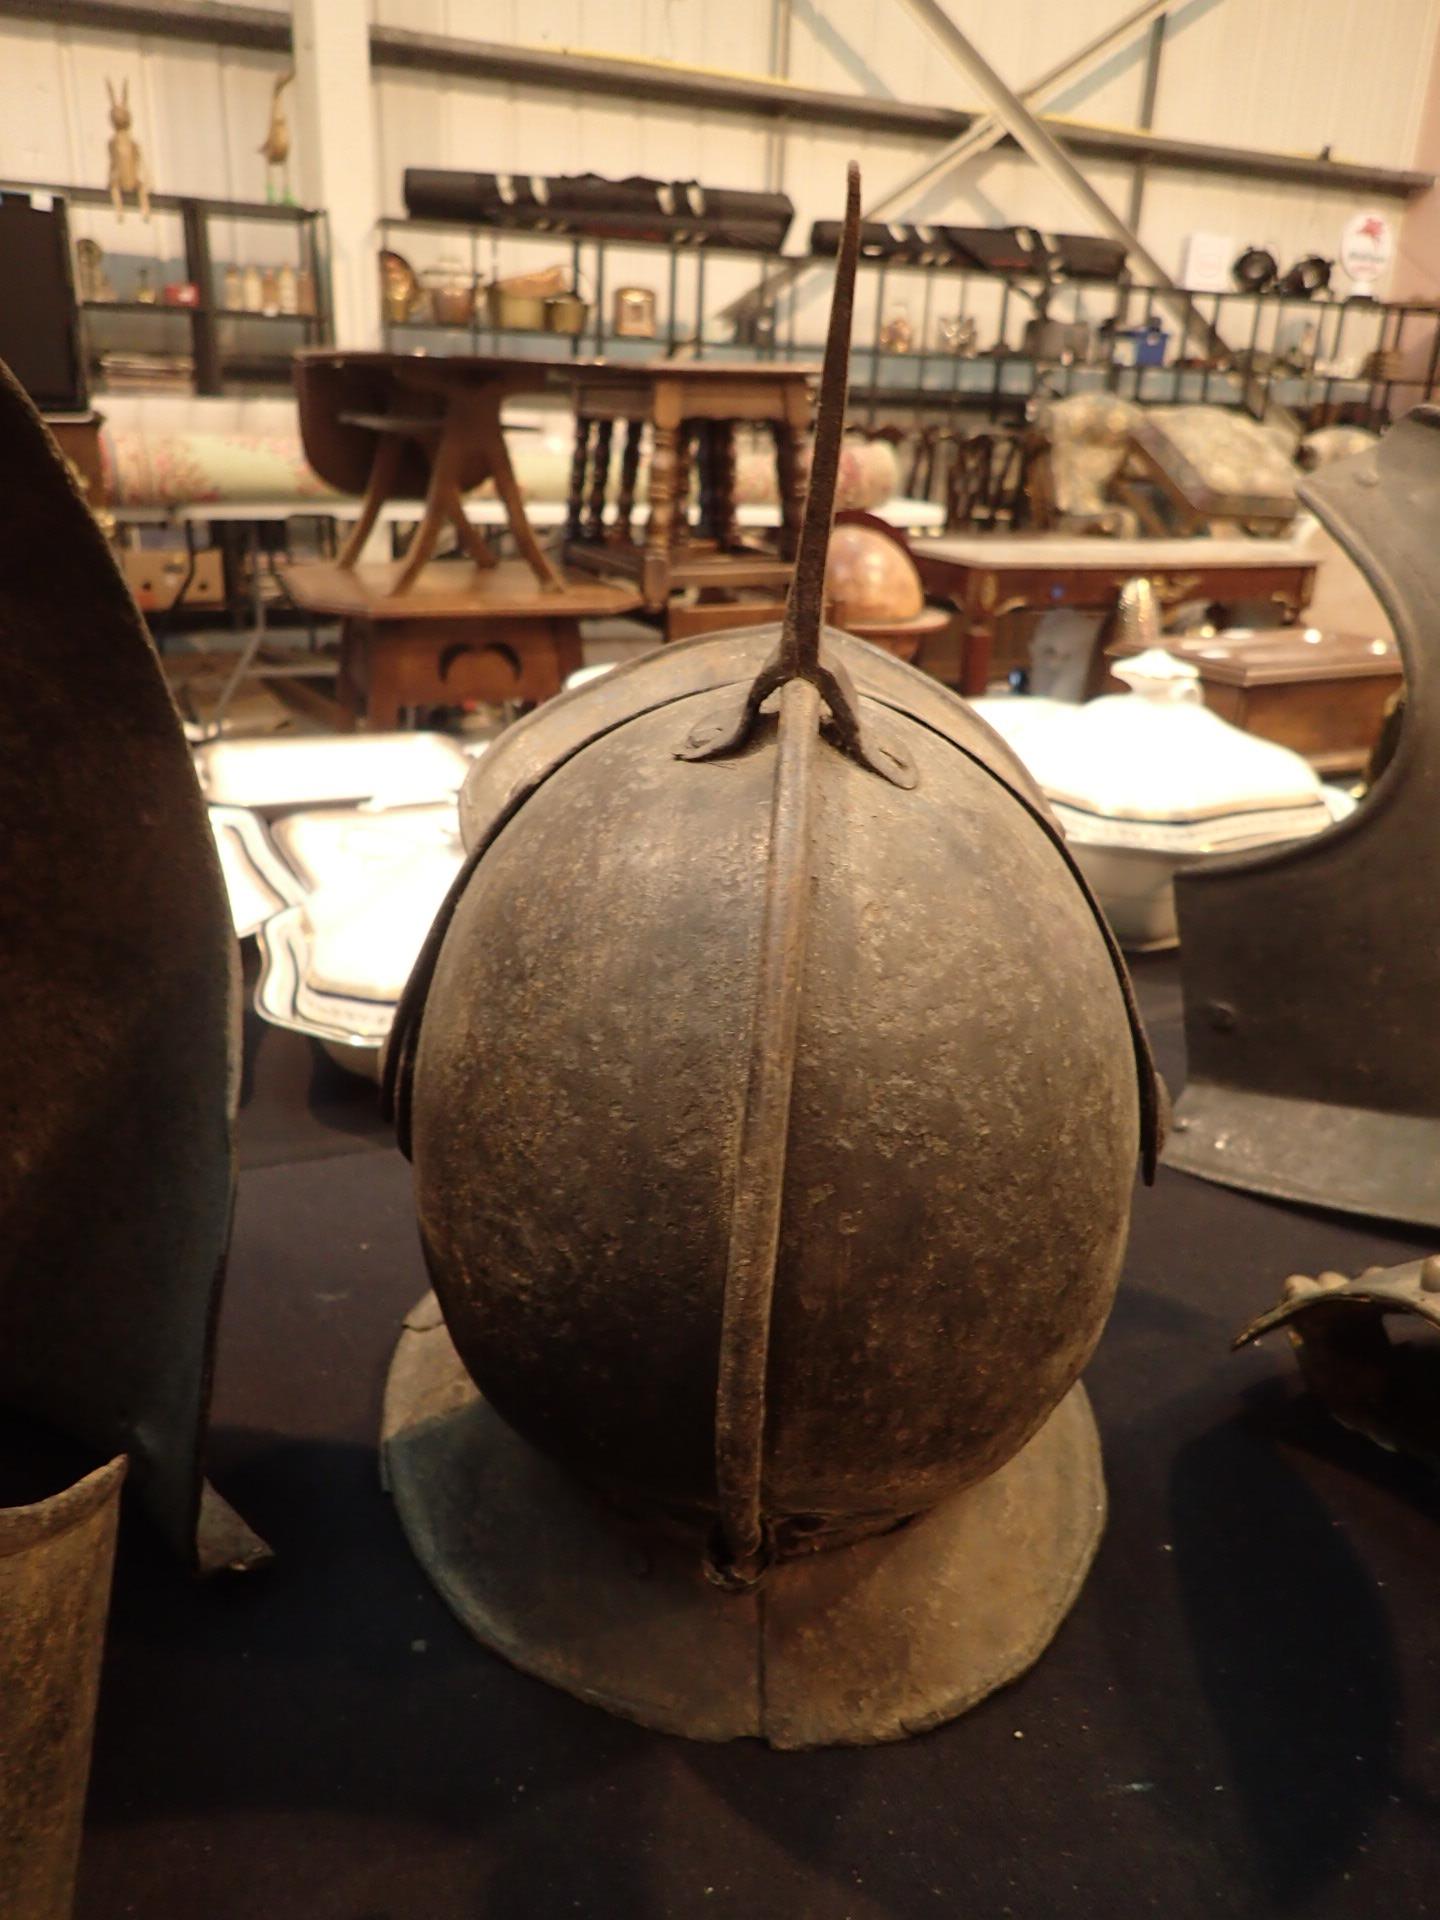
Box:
[120,546,225,612]
[45,411,106,505]
[1106,625,1402,773]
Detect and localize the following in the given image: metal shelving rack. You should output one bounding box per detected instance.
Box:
[378,211,1440,434]
[3,180,333,396]
[379,213,791,367]
[829,263,1440,434]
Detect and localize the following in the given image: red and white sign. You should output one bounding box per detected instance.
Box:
[1340,210,1394,288]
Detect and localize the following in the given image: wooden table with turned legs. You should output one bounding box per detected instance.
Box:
[561,362,817,612]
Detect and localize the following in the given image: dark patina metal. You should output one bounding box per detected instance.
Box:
[1167,409,1440,1227]
[1235,1256,1440,1468]
[0,363,264,1573]
[0,1452,125,1920]
[382,167,1158,1744]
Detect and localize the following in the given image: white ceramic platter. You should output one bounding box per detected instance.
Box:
[253,801,467,1075]
[255,906,393,1079]
[268,802,462,898]
[208,804,307,939]
[193,730,473,814]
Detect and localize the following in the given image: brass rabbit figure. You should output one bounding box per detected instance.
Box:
[259,71,294,204]
[105,77,150,221]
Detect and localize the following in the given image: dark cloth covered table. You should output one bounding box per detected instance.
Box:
[77,959,1440,1919]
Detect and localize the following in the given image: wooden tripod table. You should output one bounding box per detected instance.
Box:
[562,361,817,610]
[293,349,579,596]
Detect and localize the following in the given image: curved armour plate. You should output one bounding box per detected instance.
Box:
[1167,408,1440,1225]
[0,364,261,1569]
[1233,1258,1440,1469]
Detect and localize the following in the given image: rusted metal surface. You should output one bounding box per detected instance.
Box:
[384,169,1155,1741]
[401,682,1144,1527]
[1167,410,1440,1227]
[699,170,903,1587]
[0,362,265,1572]
[1235,1256,1440,1468]
[0,1451,125,1919]
[385,630,1160,1174]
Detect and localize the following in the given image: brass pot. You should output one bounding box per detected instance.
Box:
[487,285,548,331]
[425,274,476,328]
[544,292,590,336]
[380,249,418,326]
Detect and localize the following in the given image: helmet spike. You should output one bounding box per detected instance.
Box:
[672,164,916,791]
[780,160,860,679]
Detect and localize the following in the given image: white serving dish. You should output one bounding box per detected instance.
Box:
[208,804,307,939]
[268,802,461,897]
[255,906,394,1080]
[193,730,472,815]
[252,800,467,1075]
[974,650,1353,948]
[300,841,464,1003]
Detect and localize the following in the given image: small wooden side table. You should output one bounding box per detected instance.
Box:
[293,350,576,597]
[282,559,641,731]
[562,361,817,611]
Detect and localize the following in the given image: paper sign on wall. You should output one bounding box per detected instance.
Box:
[1179,231,1234,293]
[1340,211,1394,288]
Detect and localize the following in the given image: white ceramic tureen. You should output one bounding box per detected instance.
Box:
[973,647,1353,948]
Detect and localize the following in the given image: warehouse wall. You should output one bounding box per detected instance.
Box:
[0,9,295,295]
[366,0,1440,347]
[1398,17,1440,296]
[2,0,1438,344]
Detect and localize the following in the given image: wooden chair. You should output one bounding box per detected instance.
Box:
[939,430,1041,534]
